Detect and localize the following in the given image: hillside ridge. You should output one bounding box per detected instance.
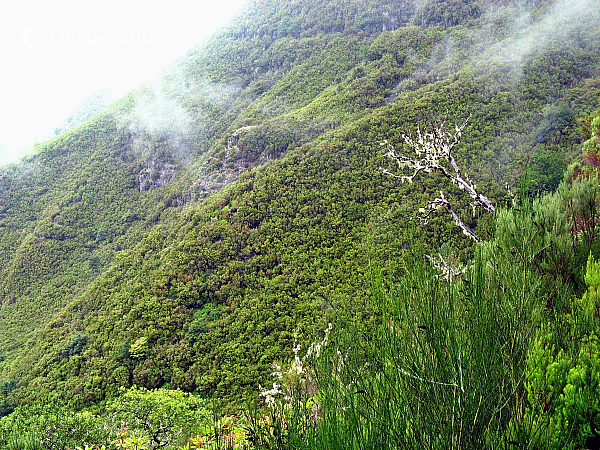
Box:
[0,0,599,408]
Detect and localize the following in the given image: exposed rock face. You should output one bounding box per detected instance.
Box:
[226,126,258,148]
[189,159,248,200]
[137,158,177,191]
[189,126,261,200]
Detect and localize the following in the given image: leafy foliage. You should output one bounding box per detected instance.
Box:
[0,0,599,437]
[513,254,600,449]
[242,173,600,449]
[107,386,211,449]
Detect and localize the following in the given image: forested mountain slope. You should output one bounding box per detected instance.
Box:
[1,0,599,408]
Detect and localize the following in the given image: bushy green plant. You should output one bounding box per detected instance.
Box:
[561,170,600,256]
[262,240,548,449]
[511,255,600,449]
[534,105,575,144]
[255,176,599,449]
[68,333,89,356]
[520,333,600,449]
[5,433,44,450]
[106,386,211,450]
[0,404,109,449]
[583,108,600,165]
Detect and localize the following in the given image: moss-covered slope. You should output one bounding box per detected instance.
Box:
[1,0,599,407]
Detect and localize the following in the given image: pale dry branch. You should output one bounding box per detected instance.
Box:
[382,118,495,243]
[417,191,481,243]
[382,119,495,215]
[424,253,467,281]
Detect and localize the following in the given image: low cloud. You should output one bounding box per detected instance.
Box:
[478,0,597,69]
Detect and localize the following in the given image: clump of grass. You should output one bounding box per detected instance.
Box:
[6,433,44,450]
[268,191,588,449]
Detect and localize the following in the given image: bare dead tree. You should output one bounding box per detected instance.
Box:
[417,190,481,242]
[424,253,467,281]
[381,118,495,244]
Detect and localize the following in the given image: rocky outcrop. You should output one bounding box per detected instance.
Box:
[137,158,177,192]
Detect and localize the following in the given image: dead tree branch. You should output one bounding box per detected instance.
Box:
[424,253,467,281]
[381,118,495,215]
[417,191,481,243]
[382,118,495,243]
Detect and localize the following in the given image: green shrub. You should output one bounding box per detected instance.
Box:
[514,255,600,449]
[0,405,109,449]
[106,386,211,449]
[534,105,575,144]
[67,333,89,357]
[260,178,599,449]
[5,433,44,450]
[269,235,548,449]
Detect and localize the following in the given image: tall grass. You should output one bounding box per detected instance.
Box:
[5,433,44,450]
[285,197,583,449]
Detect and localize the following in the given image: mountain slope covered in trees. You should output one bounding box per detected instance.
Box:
[1,0,599,415]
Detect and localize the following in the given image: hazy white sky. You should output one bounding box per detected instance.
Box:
[0,0,247,165]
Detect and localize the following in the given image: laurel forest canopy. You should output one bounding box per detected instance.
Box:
[1,0,600,448]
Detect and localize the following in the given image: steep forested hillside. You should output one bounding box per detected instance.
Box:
[1,0,599,414]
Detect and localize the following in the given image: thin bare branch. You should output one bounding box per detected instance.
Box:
[417,191,480,242]
[382,117,495,243]
[424,253,467,281]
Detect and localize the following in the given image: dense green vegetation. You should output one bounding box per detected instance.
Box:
[294,170,600,449]
[1,0,600,447]
[1,166,599,448]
